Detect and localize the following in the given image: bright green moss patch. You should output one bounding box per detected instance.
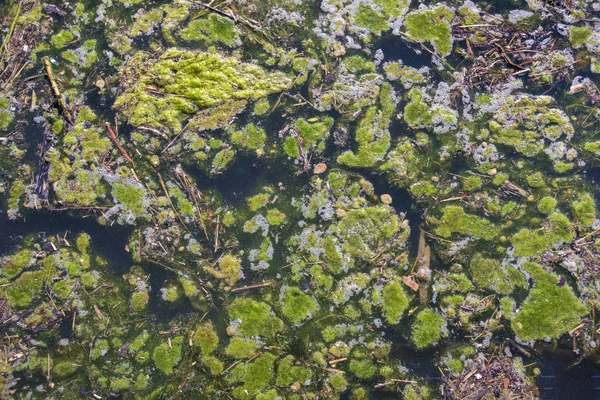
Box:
[381,280,409,324]
[404,89,432,127]
[204,254,241,286]
[193,322,219,355]
[281,287,317,324]
[355,4,389,35]
[51,30,75,48]
[111,182,145,217]
[115,49,291,134]
[569,26,592,48]
[226,337,259,358]
[2,249,32,279]
[434,205,499,240]
[334,206,403,261]
[512,262,587,341]
[276,355,311,387]
[247,193,270,212]
[227,298,284,338]
[180,14,239,47]
[404,6,454,56]
[412,309,446,349]
[470,253,522,294]
[153,336,183,375]
[538,196,557,215]
[231,124,266,153]
[571,194,596,225]
[266,209,286,226]
[283,136,300,158]
[230,352,277,399]
[511,228,556,257]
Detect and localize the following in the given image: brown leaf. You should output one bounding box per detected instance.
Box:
[402,276,419,292]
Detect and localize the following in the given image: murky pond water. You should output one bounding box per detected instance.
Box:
[2,0,600,399]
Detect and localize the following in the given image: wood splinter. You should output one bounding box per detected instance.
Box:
[42,56,74,125]
[104,122,133,164]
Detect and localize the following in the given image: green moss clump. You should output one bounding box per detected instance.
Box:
[283,136,300,158]
[296,117,333,148]
[7,271,45,308]
[2,249,32,279]
[338,103,391,167]
[8,180,26,211]
[434,205,499,240]
[381,280,409,324]
[571,194,596,225]
[112,181,145,217]
[230,352,277,399]
[131,291,149,312]
[266,209,286,226]
[193,322,219,355]
[526,172,545,188]
[462,176,482,192]
[349,357,377,379]
[538,196,557,215]
[247,193,270,212]
[114,49,291,134]
[404,89,432,127]
[355,4,389,35]
[51,30,75,48]
[334,206,404,261]
[227,298,284,338]
[404,6,454,56]
[180,14,239,47]
[204,254,242,286]
[569,26,593,48]
[330,373,348,392]
[253,98,270,115]
[470,253,520,294]
[53,361,78,378]
[152,336,183,375]
[281,287,317,324]
[211,148,235,174]
[276,355,311,387]
[512,262,587,341]
[226,337,259,358]
[231,124,266,153]
[511,228,556,257]
[411,309,446,349]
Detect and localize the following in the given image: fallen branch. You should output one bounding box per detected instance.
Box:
[43,57,73,125]
[230,281,273,293]
[104,122,133,163]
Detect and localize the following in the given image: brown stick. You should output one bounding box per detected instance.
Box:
[230,281,273,293]
[104,122,133,163]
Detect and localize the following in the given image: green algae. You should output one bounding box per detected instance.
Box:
[227,298,284,338]
[281,287,317,324]
[180,14,239,47]
[115,49,291,134]
[153,336,183,375]
[404,6,454,56]
[111,181,146,218]
[204,254,241,286]
[433,205,499,240]
[382,280,409,324]
[412,309,446,349]
[512,262,588,341]
[570,26,593,48]
[229,352,277,399]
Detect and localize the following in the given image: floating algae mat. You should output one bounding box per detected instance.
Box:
[3,0,600,399]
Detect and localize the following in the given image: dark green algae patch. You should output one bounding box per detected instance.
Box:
[2,0,600,399]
